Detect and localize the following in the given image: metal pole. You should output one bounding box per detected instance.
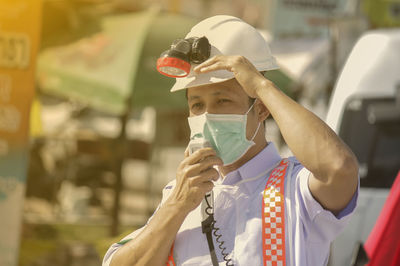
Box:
[110,76,136,236]
[110,110,129,237]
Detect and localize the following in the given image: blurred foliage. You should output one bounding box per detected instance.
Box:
[40,0,101,49]
[131,12,198,110]
[19,223,136,266]
[38,8,199,114]
[363,0,400,28]
[40,0,146,49]
[264,69,295,99]
[19,239,56,266]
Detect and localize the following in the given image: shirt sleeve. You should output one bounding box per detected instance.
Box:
[293,160,359,242]
[102,180,176,266]
[102,228,146,266]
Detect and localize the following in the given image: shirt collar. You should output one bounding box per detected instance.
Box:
[222,142,282,186]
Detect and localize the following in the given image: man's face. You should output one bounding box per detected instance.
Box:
[187,78,260,140]
[187,78,252,116]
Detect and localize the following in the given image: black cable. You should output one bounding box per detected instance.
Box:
[211,220,234,266]
[202,193,234,266]
[202,215,219,266]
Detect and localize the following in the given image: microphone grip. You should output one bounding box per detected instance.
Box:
[187,138,214,222]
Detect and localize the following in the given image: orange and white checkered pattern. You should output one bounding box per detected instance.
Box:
[262,159,289,266]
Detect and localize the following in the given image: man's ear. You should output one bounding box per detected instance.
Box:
[255,100,270,122]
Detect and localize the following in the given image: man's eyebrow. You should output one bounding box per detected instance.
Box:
[212,91,224,96]
[188,95,201,101]
[188,89,235,100]
[215,90,241,99]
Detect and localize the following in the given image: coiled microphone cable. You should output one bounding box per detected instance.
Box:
[202,193,234,266]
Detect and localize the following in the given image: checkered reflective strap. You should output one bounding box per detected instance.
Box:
[166,243,176,266]
[262,158,289,266]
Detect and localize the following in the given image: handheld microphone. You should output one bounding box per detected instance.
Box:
[187,138,214,222]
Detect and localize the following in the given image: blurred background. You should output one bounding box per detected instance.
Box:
[0,0,399,265]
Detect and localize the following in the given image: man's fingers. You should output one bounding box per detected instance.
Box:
[194,60,228,74]
[194,55,230,73]
[184,155,222,177]
[185,147,218,165]
[191,168,219,185]
[198,63,228,74]
[196,155,223,172]
[201,181,214,193]
[184,147,190,158]
[194,55,249,74]
[193,56,218,71]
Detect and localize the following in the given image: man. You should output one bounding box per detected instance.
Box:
[103,15,359,266]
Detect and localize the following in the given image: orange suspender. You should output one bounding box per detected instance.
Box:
[166,243,176,266]
[167,159,289,266]
[262,159,288,266]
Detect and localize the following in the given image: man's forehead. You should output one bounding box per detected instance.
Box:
[187,79,244,99]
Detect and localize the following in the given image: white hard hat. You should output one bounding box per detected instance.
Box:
[170,15,279,92]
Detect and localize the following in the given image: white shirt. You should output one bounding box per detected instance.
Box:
[103,143,358,266]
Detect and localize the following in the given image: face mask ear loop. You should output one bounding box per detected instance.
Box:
[246,99,260,141]
[245,99,257,115]
[250,122,261,141]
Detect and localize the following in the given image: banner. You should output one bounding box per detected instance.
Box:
[266,0,348,38]
[0,0,42,265]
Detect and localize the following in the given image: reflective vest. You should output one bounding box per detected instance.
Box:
[167,159,289,266]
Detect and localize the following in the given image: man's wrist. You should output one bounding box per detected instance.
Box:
[254,78,275,98]
[163,197,192,218]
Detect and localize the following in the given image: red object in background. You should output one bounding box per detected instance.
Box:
[364,171,400,266]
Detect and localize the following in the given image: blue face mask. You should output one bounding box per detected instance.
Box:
[188,101,261,165]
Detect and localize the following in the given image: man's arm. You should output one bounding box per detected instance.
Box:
[254,79,358,214]
[194,55,359,214]
[110,200,187,266]
[110,148,222,266]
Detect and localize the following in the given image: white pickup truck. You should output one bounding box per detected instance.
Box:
[326,29,400,266]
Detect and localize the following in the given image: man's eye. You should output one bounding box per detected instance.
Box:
[191,102,204,109]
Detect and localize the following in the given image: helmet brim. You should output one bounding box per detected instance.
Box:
[170,60,279,92]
